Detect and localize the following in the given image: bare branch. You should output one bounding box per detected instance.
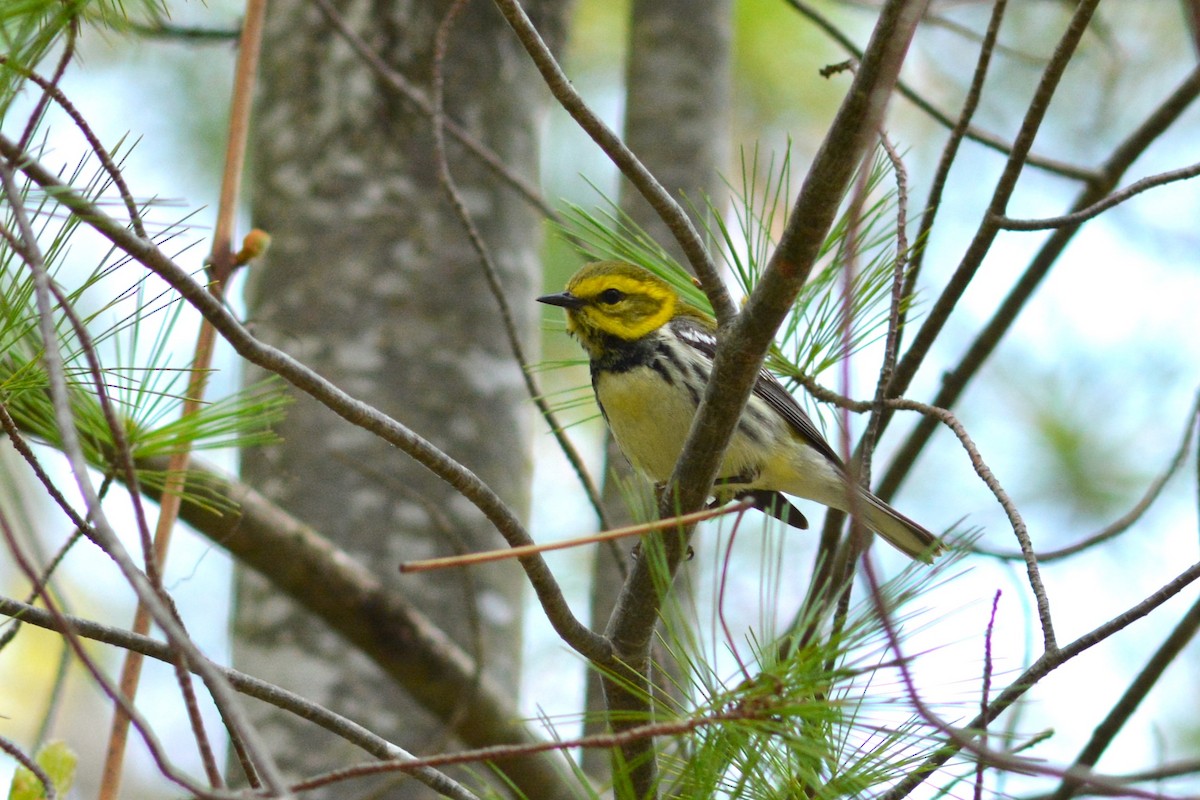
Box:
[996,159,1200,231]
[878,63,1200,501]
[891,397,1054,649]
[783,0,1096,182]
[430,0,609,530]
[1048,594,1200,800]
[488,0,733,322]
[0,131,608,663]
[0,595,483,800]
[17,19,75,155]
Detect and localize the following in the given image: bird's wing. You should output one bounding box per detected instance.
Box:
[672,317,845,470]
[749,362,845,468]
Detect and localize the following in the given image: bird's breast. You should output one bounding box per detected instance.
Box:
[594,364,698,481]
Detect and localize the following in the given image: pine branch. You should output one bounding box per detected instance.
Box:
[0,131,609,666]
[0,595,483,800]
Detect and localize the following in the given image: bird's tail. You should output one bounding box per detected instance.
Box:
[857,491,943,563]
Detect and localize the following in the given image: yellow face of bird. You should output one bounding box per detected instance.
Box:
[537,262,679,353]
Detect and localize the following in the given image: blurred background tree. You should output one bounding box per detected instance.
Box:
[229,1,563,796]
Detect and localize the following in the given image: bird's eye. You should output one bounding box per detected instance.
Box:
[597,288,625,304]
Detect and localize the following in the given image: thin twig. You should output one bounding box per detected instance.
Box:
[892,396,1055,650]
[1104,759,1200,787]
[878,63,1200,502]
[401,501,751,572]
[901,0,1008,318]
[864,134,912,476]
[0,594,482,800]
[17,19,76,155]
[488,0,732,322]
[429,0,609,530]
[1183,0,1200,56]
[289,705,762,790]
[975,590,1002,800]
[996,159,1200,230]
[784,0,1095,182]
[1048,593,1200,800]
[863,545,1195,800]
[127,20,241,41]
[864,546,1190,800]
[822,108,882,667]
[716,510,754,684]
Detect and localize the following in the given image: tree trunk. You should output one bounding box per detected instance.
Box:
[234,0,564,795]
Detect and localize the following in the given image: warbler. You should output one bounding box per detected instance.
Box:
[538,260,942,562]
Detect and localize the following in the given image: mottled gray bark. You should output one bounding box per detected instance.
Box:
[234,0,564,795]
[620,0,732,258]
[583,0,732,780]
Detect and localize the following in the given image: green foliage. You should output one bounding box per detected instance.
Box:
[665,566,943,797]
[6,740,76,800]
[0,0,168,110]
[562,524,956,799]
[0,141,287,495]
[717,144,916,380]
